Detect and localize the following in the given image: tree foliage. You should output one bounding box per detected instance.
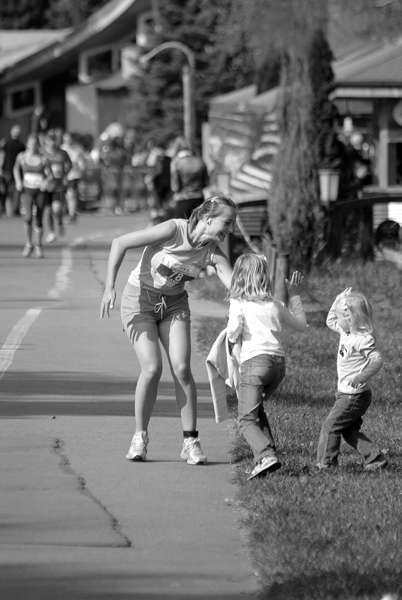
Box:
[127,0,256,147]
[0,0,51,29]
[0,0,108,29]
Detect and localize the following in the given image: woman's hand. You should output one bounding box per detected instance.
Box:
[100,287,116,319]
[285,271,304,298]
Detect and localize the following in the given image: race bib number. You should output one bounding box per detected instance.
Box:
[154,256,201,287]
[23,172,44,188]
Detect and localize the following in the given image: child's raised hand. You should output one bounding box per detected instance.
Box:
[285,271,304,297]
[340,287,352,297]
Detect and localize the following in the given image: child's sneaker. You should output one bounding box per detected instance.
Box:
[364,456,388,471]
[125,431,149,461]
[247,455,281,480]
[34,244,44,259]
[180,437,207,465]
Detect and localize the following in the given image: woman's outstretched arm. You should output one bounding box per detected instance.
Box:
[100,220,177,319]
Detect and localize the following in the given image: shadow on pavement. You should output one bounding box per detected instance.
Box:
[0,566,252,600]
[0,371,216,418]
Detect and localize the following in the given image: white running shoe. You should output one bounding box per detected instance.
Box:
[46,232,56,244]
[180,437,207,465]
[125,431,149,461]
[34,245,44,259]
[22,244,33,258]
[247,455,281,480]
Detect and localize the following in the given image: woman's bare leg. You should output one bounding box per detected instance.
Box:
[159,318,197,431]
[129,321,163,431]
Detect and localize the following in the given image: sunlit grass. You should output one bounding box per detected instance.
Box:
[192,259,402,600]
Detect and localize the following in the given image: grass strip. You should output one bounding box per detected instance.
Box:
[192,260,402,600]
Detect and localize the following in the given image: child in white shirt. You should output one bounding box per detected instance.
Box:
[226,254,307,480]
[316,288,387,471]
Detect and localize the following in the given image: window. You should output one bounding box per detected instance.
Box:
[87,50,113,79]
[79,46,122,83]
[5,81,40,117]
[388,142,402,186]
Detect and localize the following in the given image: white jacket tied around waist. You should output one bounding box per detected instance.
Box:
[206,329,241,423]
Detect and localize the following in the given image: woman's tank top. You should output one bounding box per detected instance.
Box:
[20,154,46,190]
[128,219,218,295]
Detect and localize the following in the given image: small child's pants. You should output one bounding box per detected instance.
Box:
[316,389,382,467]
[238,354,285,465]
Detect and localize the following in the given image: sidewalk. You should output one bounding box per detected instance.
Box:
[0,213,258,600]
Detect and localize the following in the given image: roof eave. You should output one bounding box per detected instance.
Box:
[1,0,148,85]
[331,84,402,99]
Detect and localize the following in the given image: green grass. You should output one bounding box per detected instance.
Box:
[191,260,402,600]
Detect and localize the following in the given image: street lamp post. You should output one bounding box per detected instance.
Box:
[139,41,196,151]
[318,168,341,257]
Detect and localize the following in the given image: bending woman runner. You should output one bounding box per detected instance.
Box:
[100,195,237,465]
[13,134,52,258]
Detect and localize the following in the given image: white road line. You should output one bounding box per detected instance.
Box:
[0,308,42,381]
[0,228,124,378]
[48,247,73,299]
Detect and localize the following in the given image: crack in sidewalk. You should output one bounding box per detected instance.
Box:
[54,438,132,548]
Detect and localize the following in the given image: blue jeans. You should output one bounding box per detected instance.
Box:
[238,354,286,464]
[316,390,382,467]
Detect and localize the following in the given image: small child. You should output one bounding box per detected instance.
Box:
[316,288,387,471]
[226,254,307,480]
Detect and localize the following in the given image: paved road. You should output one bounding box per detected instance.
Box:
[0,213,258,599]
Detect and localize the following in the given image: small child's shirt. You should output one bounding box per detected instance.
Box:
[326,301,382,394]
[226,296,307,364]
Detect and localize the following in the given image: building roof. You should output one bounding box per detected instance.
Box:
[333,37,402,86]
[0,0,150,85]
[209,85,257,113]
[210,38,402,114]
[0,30,70,73]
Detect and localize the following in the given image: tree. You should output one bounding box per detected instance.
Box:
[308,29,340,170]
[127,0,256,147]
[0,0,51,29]
[269,50,322,269]
[0,0,108,29]
[45,0,109,28]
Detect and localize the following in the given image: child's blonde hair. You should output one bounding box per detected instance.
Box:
[341,292,377,338]
[228,253,273,301]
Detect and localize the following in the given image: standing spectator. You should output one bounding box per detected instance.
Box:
[0,125,26,217]
[121,128,137,213]
[168,136,209,219]
[99,123,126,215]
[145,141,172,224]
[41,130,72,243]
[61,132,86,223]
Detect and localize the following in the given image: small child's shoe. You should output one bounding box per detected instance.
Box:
[364,456,388,471]
[247,455,281,480]
[180,437,207,465]
[125,431,149,461]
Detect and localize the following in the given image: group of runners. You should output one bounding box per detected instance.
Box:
[13,129,85,258]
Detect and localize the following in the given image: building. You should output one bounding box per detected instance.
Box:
[0,0,153,140]
[204,37,402,240]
